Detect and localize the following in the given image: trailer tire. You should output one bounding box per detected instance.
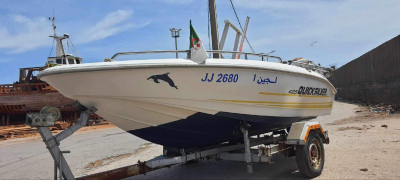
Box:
[295,131,324,178]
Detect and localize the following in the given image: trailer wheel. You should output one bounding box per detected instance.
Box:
[295,131,324,178]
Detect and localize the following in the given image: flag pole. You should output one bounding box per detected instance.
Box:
[188,20,192,59]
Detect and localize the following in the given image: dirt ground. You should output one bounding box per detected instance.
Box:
[0,121,115,141]
[0,101,399,179]
[315,102,400,179]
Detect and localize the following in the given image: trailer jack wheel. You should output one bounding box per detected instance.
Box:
[295,131,325,178]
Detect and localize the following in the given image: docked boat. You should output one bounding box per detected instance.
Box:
[38,3,336,149]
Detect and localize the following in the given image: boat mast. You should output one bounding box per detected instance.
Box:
[46,16,82,65]
[49,17,66,57]
[208,0,220,58]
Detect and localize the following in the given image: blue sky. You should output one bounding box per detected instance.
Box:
[0,0,399,84]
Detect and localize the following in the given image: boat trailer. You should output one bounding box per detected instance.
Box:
[26,103,329,180]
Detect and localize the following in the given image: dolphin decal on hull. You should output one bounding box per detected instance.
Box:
[147,72,178,89]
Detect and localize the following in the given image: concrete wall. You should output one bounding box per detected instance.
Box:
[329,35,400,105]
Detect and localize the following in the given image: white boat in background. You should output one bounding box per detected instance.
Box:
[39,52,336,148]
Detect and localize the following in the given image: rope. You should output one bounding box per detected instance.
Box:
[66,40,70,54]
[48,39,55,57]
[229,0,255,53]
[68,38,79,57]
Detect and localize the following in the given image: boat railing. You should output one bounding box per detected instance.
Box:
[109,50,282,63]
[0,83,56,95]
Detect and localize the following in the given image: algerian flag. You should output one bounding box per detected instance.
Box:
[190,21,208,64]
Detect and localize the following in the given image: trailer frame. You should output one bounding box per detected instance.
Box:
[26,104,329,180]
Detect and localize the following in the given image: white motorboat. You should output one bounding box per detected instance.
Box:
[29,2,335,179]
[39,52,336,148]
[38,1,335,149]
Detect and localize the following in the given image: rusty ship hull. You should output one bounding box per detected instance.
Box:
[0,82,79,124]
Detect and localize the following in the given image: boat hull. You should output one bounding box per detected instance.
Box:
[39,59,336,148]
[129,111,309,148]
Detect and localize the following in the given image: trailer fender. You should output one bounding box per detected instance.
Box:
[286,122,329,145]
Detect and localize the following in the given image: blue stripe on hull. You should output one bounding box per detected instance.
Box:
[128,112,310,148]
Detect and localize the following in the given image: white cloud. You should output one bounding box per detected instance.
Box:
[0,58,12,63]
[212,0,400,65]
[0,10,151,53]
[234,0,331,12]
[0,15,51,53]
[233,0,400,47]
[78,10,143,43]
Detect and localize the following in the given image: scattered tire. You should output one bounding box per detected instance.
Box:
[296,131,325,178]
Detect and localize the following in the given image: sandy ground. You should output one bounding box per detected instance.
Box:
[0,101,399,179]
[0,122,115,141]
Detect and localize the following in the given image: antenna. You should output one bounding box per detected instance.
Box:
[49,9,56,37]
[169,28,181,58]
